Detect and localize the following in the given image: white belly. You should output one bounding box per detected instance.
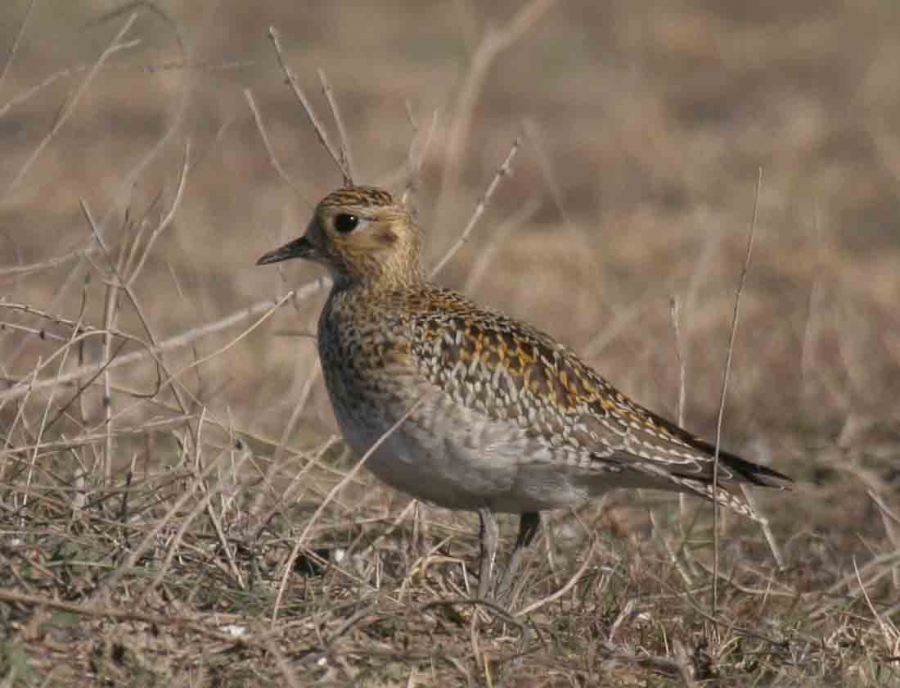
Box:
[330,384,593,513]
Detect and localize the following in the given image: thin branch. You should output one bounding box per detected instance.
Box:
[461,198,540,293]
[248,359,321,516]
[712,167,763,614]
[741,484,785,568]
[402,107,440,205]
[429,138,519,278]
[0,43,251,123]
[244,88,309,201]
[265,639,303,688]
[317,68,355,185]
[854,556,900,651]
[0,281,328,405]
[0,0,35,94]
[1,414,195,455]
[515,536,595,617]
[433,0,557,232]
[268,27,348,183]
[4,13,139,197]
[195,410,247,590]
[81,199,190,417]
[0,320,70,342]
[126,141,191,286]
[669,296,700,578]
[92,444,233,597]
[0,589,245,645]
[139,440,254,601]
[672,639,700,687]
[271,393,430,624]
[100,216,128,481]
[23,346,68,510]
[669,297,688,429]
[0,248,95,279]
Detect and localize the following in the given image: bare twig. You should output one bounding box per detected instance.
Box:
[268,27,349,184]
[92,444,232,597]
[668,296,701,578]
[100,217,128,481]
[669,297,688,430]
[248,358,321,516]
[461,198,540,293]
[0,284,326,406]
[271,393,430,624]
[1,42,222,123]
[0,0,35,94]
[669,296,689,529]
[81,199,191,418]
[22,351,60,510]
[0,320,70,343]
[854,556,900,652]
[0,301,132,340]
[1,414,194,455]
[139,440,254,601]
[581,290,661,360]
[867,489,900,588]
[196,410,246,589]
[402,107,440,205]
[672,639,700,688]
[265,639,303,688]
[515,536,596,617]
[433,0,557,232]
[742,484,785,568]
[4,13,138,197]
[430,138,519,278]
[0,589,246,645]
[0,248,95,279]
[318,69,355,184]
[3,35,189,378]
[869,488,900,530]
[421,598,524,633]
[244,88,310,201]
[126,142,191,286]
[712,167,763,613]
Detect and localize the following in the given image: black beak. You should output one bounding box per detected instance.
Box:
[256,236,317,266]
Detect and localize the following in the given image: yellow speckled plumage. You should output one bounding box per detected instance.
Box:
[258,185,791,599]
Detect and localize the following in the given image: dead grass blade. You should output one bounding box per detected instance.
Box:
[3,14,138,198]
[434,0,558,230]
[402,106,440,204]
[244,88,310,202]
[430,138,519,278]
[712,166,763,613]
[515,536,596,618]
[317,69,356,184]
[0,287,323,406]
[271,393,430,624]
[268,27,352,185]
[0,0,35,94]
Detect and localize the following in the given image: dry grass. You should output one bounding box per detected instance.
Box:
[3,1,900,685]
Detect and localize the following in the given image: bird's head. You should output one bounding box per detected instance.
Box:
[257,186,422,288]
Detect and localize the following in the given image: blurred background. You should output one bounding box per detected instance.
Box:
[2,0,900,529]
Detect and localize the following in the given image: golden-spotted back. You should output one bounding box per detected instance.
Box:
[258,186,791,520]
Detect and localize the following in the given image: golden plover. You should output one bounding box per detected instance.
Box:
[257,186,791,598]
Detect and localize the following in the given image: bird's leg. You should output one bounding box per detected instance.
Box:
[496,511,540,601]
[476,508,500,600]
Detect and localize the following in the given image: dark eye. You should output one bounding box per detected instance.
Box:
[334,214,359,234]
